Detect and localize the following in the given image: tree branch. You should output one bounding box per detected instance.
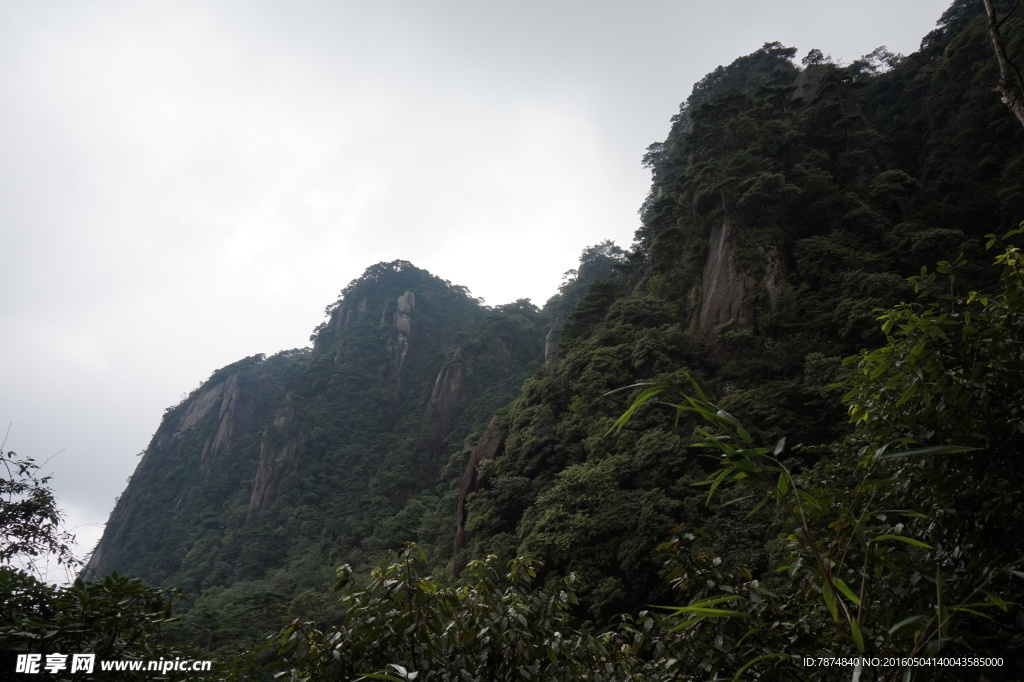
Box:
[983,0,1024,131]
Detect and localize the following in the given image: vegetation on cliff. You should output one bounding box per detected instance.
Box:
[6,1,1023,679]
[253,229,1024,679]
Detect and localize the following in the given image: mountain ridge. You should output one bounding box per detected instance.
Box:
[80,0,1024,661]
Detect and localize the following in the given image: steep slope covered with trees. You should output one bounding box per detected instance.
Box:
[81,261,565,650]
[67,0,1024,676]
[458,0,1024,626]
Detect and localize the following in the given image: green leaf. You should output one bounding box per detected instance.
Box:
[776,472,789,498]
[822,582,838,622]
[888,614,926,635]
[683,371,712,404]
[605,385,665,434]
[850,618,865,652]
[894,381,919,407]
[654,596,741,609]
[949,607,992,619]
[983,590,1009,612]
[797,490,825,511]
[871,534,934,549]
[883,510,929,519]
[835,578,862,606]
[875,444,975,459]
[703,469,732,504]
[670,607,751,617]
[732,652,791,680]
[667,615,707,631]
[746,493,772,518]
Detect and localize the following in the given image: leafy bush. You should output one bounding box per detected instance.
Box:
[248,544,683,681]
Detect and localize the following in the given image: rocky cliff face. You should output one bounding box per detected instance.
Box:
[83,353,297,581]
[543,323,562,362]
[698,220,754,337]
[246,407,301,521]
[697,221,787,358]
[452,415,505,572]
[425,347,466,451]
[84,262,547,587]
[385,290,416,379]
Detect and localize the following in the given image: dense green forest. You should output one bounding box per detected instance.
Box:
[3,0,1024,679]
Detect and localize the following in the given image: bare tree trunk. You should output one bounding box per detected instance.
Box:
[983,0,1024,131]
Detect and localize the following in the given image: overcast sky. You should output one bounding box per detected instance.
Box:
[0,0,953,580]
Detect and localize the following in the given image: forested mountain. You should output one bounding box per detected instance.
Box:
[69,0,1024,677]
[460,0,1024,624]
[84,262,549,583]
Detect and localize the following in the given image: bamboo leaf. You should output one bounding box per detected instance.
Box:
[776,472,789,498]
[681,394,718,420]
[949,607,992,619]
[606,385,665,434]
[670,607,751,617]
[983,590,1009,612]
[835,578,862,606]
[888,614,926,635]
[683,371,712,404]
[716,408,740,427]
[773,437,786,455]
[704,469,732,504]
[871,534,934,549]
[850,618,866,652]
[875,444,975,460]
[667,615,707,631]
[883,510,929,519]
[653,596,740,610]
[822,582,838,622]
[732,653,791,680]
[797,490,825,511]
[746,493,771,518]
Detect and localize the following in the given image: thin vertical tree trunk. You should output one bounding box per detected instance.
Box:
[983,0,1024,131]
